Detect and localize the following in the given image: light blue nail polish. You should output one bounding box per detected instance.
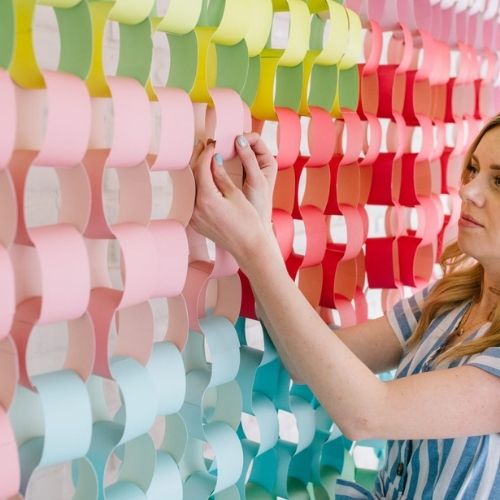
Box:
[214,153,224,166]
[237,135,248,147]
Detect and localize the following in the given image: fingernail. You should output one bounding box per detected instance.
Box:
[207,138,216,147]
[237,135,248,148]
[214,153,223,166]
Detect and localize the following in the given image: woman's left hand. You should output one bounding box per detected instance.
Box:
[189,140,269,265]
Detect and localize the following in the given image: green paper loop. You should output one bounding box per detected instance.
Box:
[167,31,198,92]
[56,0,92,79]
[215,39,249,92]
[0,0,14,68]
[117,17,153,85]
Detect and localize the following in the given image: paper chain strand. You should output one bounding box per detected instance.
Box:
[0,0,499,498]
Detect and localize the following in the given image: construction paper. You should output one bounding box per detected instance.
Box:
[0,1,496,497]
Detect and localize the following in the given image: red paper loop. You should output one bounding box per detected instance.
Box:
[0,245,15,339]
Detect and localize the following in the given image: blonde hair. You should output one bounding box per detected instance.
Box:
[407,115,500,363]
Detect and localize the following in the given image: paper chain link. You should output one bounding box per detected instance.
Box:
[0,0,499,498]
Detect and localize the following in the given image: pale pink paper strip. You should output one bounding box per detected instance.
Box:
[0,70,16,169]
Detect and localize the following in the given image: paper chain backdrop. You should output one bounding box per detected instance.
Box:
[1,0,499,498]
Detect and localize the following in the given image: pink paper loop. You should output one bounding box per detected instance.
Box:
[275,108,301,169]
[150,87,195,171]
[106,77,152,168]
[30,224,91,324]
[35,70,91,167]
[149,220,189,298]
[307,107,335,167]
[206,88,245,160]
[113,222,157,309]
[0,245,15,339]
[0,70,16,169]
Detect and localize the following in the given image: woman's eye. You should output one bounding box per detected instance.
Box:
[494,176,500,188]
[465,163,478,180]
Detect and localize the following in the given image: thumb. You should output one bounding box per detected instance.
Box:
[212,153,239,198]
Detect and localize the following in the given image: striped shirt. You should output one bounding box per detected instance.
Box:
[336,284,500,499]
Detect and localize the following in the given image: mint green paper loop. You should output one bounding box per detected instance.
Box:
[308,63,338,112]
[55,0,92,79]
[117,17,153,85]
[0,0,14,68]
[274,64,303,111]
[240,55,260,106]
[338,65,359,111]
[167,31,198,92]
[215,39,249,93]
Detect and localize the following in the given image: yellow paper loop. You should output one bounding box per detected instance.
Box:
[190,26,217,103]
[314,0,348,66]
[108,0,155,25]
[86,1,114,97]
[279,0,311,67]
[9,0,45,88]
[340,7,362,70]
[211,0,250,46]
[251,51,280,120]
[38,0,81,7]
[156,0,203,34]
[244,0,273,57]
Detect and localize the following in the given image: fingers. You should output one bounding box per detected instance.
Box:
[189,139,205,169]
[212,153,239,198]
[191,140,219,196]
[235,135,265,185]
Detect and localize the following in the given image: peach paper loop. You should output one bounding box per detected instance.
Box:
[0,70,16,169]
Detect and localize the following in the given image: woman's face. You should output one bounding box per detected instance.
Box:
[458,126,500,267]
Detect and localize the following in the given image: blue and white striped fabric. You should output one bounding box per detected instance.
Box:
[336,284,500,499]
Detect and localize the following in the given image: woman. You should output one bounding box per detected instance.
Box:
[189,115,500,498]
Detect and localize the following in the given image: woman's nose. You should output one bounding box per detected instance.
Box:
[459,175,486,207]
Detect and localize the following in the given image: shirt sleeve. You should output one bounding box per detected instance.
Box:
[385,283,435,349]
[465,346,500,378]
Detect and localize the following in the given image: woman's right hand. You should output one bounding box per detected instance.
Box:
[234,133,277,233]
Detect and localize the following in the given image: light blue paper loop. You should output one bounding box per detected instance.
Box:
[147,450,183,499]
[146,342,185,415]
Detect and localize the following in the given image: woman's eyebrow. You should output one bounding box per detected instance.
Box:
[471,154,500,169]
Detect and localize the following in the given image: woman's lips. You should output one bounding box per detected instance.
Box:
[459,213,484,228]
